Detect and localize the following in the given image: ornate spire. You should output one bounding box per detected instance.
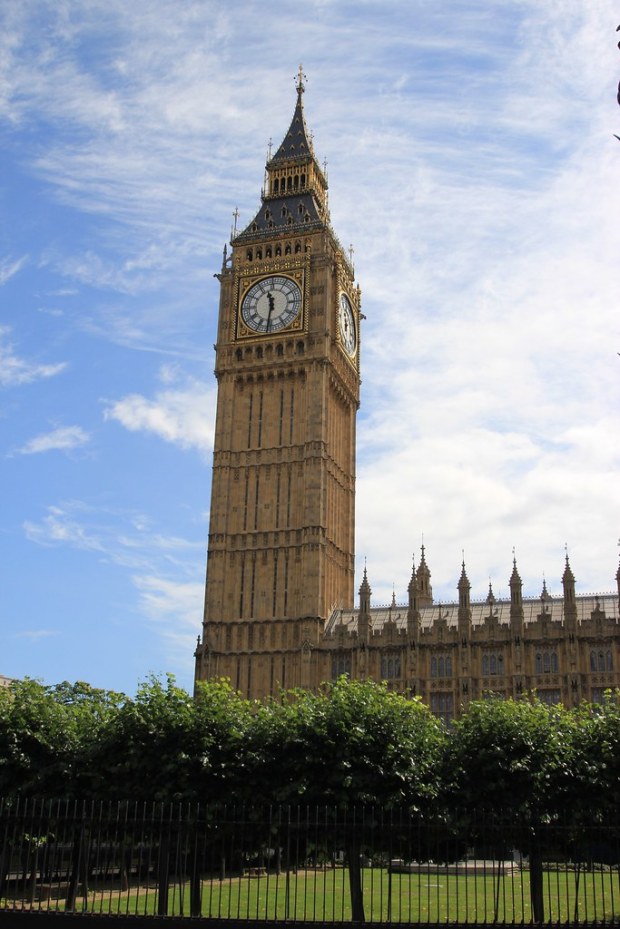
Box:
[235,70,329,242]
[486,581,496,606]
[270,66,313,164]
[416,543,433,606]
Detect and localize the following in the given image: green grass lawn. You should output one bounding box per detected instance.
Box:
[5,865,620,923]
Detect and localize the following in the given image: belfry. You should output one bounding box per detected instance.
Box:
[194,71,361,699]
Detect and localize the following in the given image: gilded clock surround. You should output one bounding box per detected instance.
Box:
[237,266,307,340]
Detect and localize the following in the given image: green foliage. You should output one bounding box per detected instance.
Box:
[445,696,578,816]
[568,691,620,815]
[95,675,253,802]
[247,677,446,808]
[2,676,619,819]
[0,678,124,797]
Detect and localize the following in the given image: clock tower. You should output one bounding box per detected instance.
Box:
[194,71,361,699]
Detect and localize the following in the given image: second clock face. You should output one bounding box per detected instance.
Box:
[241,276,302,333]
[339,293,357,356]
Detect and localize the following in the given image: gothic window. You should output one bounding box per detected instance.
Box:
[281,207,287,217]
[256,248,262,260]
[430,692,454,726]
[538,689,561,706]
[266,246,272,258]
[332,652,351,680]
[430,653,452,678]
[590,649,613,672]
[265,209,271,221]
[285,244,292,254]
[247,249,253,261]
[482,651,504,676]
[300,173,306,188]
[235,348,242,361]
[287,176,292,191]
[381,653,401,680]
[276,245,282,257]
[276,344,284,357]
[256,346,263,359]
[295,242,302,253]
[535,650,558,674]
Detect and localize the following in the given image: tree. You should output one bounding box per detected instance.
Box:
[94,674,252,803]
[247,677,446,922]
[445,696,578,923]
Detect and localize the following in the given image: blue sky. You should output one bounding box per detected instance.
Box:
[2,1,619,696]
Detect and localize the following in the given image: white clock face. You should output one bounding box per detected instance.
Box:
[339,293,356,356]
[241,276,302,333]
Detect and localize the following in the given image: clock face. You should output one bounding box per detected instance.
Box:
[339,293,357,356]
[241,276,302,333]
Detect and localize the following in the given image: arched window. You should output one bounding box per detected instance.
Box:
[275,245,282,257]
[550,652,558,673]
[273,179,279,195]
[431,656,437,678]
[300,173,306,188]
[247,249,253,261]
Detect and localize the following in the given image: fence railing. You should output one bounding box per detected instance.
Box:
[1,798,619,924]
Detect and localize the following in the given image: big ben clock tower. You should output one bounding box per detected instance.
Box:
[194,70,361,699]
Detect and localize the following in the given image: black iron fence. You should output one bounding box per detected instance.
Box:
[1,798,620,924]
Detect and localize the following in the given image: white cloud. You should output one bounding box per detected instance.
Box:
[13,425,90,456]
[104,379,216,455]
[0,327,67,387]
[0,255,28,285]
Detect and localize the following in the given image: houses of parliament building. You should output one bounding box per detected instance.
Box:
[194,72,620,721]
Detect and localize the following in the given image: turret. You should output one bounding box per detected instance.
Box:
[407,555,420,639]
[457,558,472,641]
[416,544,433,607]
[562,552,577,632]
[357,565,372,644]
[509,556,524,638]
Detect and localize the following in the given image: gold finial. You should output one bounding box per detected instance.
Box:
[296,64,306,95]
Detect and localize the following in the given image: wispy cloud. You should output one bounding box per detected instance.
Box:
[12,425,90,456]
[0,255,28,285]
[0,327,67,387]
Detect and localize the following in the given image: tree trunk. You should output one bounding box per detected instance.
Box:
[156,833,170,916]
[529,836,544,924]
[346,838,365,923]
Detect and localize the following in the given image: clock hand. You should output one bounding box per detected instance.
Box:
[266,292,275,331]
